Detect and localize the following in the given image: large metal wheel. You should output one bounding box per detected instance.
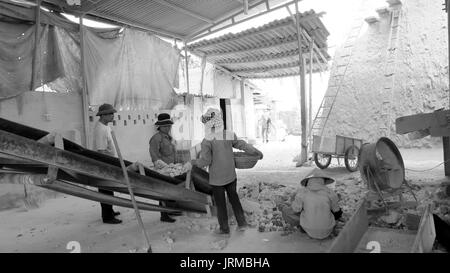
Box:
[314,153,332,169]
[344,145,360,172]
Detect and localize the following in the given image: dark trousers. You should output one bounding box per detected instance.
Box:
[99,189,115,220]
[212,179,247,232]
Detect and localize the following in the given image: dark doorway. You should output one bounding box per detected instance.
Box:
[219,98,227,130]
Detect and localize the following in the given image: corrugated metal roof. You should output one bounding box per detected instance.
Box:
[40,0,265,39]
[186,10,330,79]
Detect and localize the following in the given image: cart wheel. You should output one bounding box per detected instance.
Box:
[344,145,360,172]
[314,153,332,169]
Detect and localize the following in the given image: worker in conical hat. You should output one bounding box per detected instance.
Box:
[282,168,343,239]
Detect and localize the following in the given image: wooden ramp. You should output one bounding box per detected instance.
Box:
[0,117,210,214]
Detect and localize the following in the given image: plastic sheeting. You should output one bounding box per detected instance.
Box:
[84,28,180,110]
[213,71,240,99]
[0,2,181,111]
[0,20,64,99]
[177,57,214,96]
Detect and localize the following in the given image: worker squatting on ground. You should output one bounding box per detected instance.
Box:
[281,169,343,239]
[149,113,185,223]
[192,108,264,236]
[92,103,122,224]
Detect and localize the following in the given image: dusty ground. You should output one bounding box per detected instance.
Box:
[0,135,448,253]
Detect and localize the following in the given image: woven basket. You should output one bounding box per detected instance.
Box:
[234,152,260,169]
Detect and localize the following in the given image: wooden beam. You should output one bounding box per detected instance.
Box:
[79,16,90,149]
[0,129,208,205]
[448,0,450,110]
[293,0,307,165]
[30,0,41,90]
[241,66,323,79]
[308,38,313,153]
[327,197,369,253]
[152,0,213,24]
[230,59,318,73]
[216,49,309,65]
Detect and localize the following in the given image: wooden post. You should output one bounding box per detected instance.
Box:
[446,0,450,177]
[308,38,314,154]
[31,0,42,90]
[294,0,307,165]
[448,0,450,108]
[79,16,91,148]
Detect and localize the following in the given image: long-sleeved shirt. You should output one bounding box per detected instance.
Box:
[291,181,340,239]
[93,122,116,157]
[149,131,176,164]
[195,130,257,186]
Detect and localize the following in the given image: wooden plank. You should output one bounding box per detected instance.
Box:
[312,135,335,154]
[327,197,369,253]
[395,110,450,136]
[444,136,450,176]
[355,227,416,253]
[411,204,436,253]
[335,135,345,155]
[39,180,178,213]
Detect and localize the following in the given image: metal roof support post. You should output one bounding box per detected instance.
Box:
[31,0,42,90]
[79,16,90,148]
[184,42,193,143]
[199,54,207,112]
[308,38,314,154]
[293,0,307,166]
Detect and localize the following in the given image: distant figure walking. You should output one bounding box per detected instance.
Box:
[261,115,272,143]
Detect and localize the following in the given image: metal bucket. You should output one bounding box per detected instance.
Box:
[359,137,405,191]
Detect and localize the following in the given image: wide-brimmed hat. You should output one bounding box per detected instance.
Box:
[300,169,335,187]
[155,113,174,126]
[96,103,117,116]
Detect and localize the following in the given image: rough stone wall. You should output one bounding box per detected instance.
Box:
[323,0,448,148]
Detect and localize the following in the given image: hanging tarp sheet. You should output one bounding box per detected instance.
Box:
[84,28,180,110]
[177,58,214,96]
[213,71,239,99]
[0,2,181,111]
[0,20,64,99]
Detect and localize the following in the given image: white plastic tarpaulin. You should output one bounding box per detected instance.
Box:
[84,28,180,110]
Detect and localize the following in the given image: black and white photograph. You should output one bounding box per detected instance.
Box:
[0,0,450,260]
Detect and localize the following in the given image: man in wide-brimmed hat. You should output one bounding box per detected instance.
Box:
[93,103,122,224]
[149,112,182,223]
[281,168,342,239]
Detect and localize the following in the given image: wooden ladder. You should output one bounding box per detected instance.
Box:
[379,6,403,137]
[309,17,365,141]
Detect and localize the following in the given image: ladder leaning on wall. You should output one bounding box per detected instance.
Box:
[379,6,403,138]
[309,17,365,142]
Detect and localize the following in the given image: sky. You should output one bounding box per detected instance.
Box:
[62,0,387,113]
